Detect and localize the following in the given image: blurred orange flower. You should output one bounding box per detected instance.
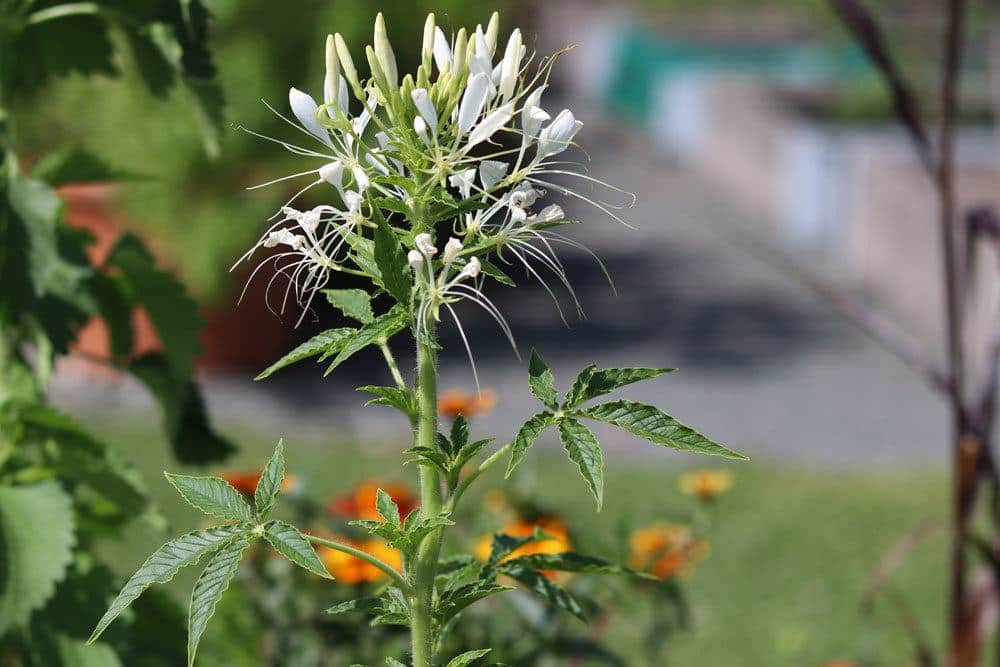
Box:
[437,388,496,420]
[474,515,572,579]
[328,480,418,521]
[679,469,733,501]
[221,470,297,497]
[317,534,402,585]
[629,523,708,580]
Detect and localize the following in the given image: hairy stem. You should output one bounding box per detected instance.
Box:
[410,327,443,667]
[304,534,408,590]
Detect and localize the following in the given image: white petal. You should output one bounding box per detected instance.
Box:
[289,87,331,145]
[523,106,550,140]
[469,27,492,77]
[448,168,476,199]
[479,160,509,189]
[318,160,344,186]
[414,116,430,145]
[410,88,438,131]
[522,86,546,125]
[458,73,490,135]
[467,102,514,149]
[351,165,370,191]
[433,27,452,71]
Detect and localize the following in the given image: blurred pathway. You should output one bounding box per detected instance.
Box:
[49,108,946,469]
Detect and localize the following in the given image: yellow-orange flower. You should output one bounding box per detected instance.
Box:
[437,388,496,420]
[317,534,403,585]
[328,480,418,521]
[474,515,572,579]
[221,470,297,497]
[628,523,708,580]
[679,469,733,501]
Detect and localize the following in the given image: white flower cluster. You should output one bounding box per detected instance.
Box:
[237,11,627,348]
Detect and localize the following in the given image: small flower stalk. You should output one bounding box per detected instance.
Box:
[91,12,745,667]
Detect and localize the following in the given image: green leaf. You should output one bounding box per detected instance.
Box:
[501,566,586,621]
[505,412,554,478]
[255,328,354,380]
[89,525,247,643]
[325,597,382,615]
[89,273,134,361]
[564,367,675,408]
[31,148,148,187]
[558,418,605,510]
[373,218,411,305]
[447,649,493,666]
[486,528,547,568]
[263,521,332,579]
[358,385,416,417]
[437,583,513,623]
[106,234,200,381]
[376,489,401,526]
[528,348,558,409]
[324,288,374,323]
[386,659,408,667]
[188,533,254,667]
[323,307,408,376]
[0,482,76,633]
[165,473,254,522]
[254,439,285,519]
[500,552,648,577]
[129,354,235,464]
[479,258,515,286]
[450,414,469,451]
[578,400,747,460]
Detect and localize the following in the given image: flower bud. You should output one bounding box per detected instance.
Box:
[432,27,452,72]
[499,29,522,102]
[414,116,430,145]
[443,237,464,263]
[460,256,481,279]
[334,33,361,96]
[415,233,437,257]
[324,35,340,112]
[374,13,398,88]
[407,249,424,269]
[410,88,438,131]
[485,12,500,55]
[421,13,436,73]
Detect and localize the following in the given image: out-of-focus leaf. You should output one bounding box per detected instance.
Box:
[501,566,586,621]
[11,16,117,94]
[31,149,148,187]
[500,552,649,577]
[129,354,235,464]
[88,273,134,361]
[0,482,76,633]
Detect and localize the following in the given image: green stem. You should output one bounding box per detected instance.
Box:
[304,534,408,590]
[378,341,406,390]
[446,441,514,512]
[410,329,443,667]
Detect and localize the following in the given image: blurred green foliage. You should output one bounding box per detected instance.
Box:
[17,1,512,301]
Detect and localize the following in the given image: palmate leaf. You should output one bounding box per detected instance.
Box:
[577,400,747,460]
[563,366,674,409]
[165,474,254,522]
[557,418,605,510]
[88,525,247,644]
[358,385,416,417]
[254,439,285,519]
[188,534,254,667]
[0,482,76,634]
[254,328,354,380]
[447,649,493,666]
[504,412,554,478]
[263,521,331,579]
[324,288,374,323]
[373,217,411,305]
[322,306,409,376]
[527,348,558,409]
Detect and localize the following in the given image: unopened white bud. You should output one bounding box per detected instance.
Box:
[374,13,398,88]
[442,237,463,263]
[407,249,424,269]
[415,232,437,257]
[414,116,430,145]
[460,256,481,279]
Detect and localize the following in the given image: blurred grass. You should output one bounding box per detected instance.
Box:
[87,413,948,667]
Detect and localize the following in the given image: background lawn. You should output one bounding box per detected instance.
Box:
[85,411,949,667]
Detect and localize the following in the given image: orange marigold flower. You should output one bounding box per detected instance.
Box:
[317,535,402,585]
[437,388,496,420]
[221,470,297,497]
[679,469,733,501]
[628,523,708,580]
[474,515,572,579]
[328,480,418,521]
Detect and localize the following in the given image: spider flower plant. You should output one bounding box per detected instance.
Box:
[90,12,746,667]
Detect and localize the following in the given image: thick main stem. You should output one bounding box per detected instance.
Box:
[410,329,443,667]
